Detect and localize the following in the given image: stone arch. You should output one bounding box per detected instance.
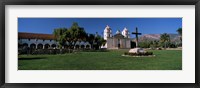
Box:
[81,45,85,49]
[37,43,43,49]
[44,44,50,49]
[86,45,90,49]
[51,44,56,49]
[30,43,36,49]
[75,45,80,49]
[22,43,28,49]
[64,44,69,49]
[18,43,23,49]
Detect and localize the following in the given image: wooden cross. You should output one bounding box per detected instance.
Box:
[132,27,142,48]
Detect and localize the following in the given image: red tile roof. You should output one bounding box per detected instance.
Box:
[18,32,55,40]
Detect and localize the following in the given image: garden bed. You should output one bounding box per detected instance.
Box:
[123,52,155,57]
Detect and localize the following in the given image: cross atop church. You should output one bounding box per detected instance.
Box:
[132,27,142,48]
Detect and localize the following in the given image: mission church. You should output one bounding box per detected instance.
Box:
[18,25,133,49]
[102,25,132,49]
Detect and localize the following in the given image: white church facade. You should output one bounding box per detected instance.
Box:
[102,25,131,49]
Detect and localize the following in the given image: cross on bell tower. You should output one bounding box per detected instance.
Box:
[132,27,142,48]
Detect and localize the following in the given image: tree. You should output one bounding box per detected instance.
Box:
[138,41,151,48]
[160,33,170,49]
[64,22,87,49]
[86,32,106,50]
[150,40,160,49]
[53,28,68,49]
[99,37,107,47]
[87,34,95,49]
[94,34,106,50]
[177,28,182,41]
[153,40,160,48]
[176,28,182,47]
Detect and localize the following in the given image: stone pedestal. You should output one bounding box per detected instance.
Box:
[129,48,146,53]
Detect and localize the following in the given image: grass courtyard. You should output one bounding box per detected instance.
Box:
[18,49,182,70]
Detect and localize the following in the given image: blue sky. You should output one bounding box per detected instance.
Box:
[18,18,182,38]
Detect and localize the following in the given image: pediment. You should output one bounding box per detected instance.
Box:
[113,34,124,39]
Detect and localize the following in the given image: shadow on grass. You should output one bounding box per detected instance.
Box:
[18,57,46,60]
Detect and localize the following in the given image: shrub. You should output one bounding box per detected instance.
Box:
[124,52,153,56]
[18,48,108,55]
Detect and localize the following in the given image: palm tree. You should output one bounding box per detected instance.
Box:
[160,33,170,49]
[177,28,182,41]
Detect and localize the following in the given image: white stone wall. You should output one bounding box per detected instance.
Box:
[107,38,113,48]
[74,41,91,48]
[18,39,91,49]
[126,39,131,48]
[104,38,131,49]
[19,39,57,47]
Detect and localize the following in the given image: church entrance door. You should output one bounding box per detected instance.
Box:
[118,39,120,48]
[118,44,120,48]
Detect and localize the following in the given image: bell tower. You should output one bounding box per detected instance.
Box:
[122,27,130,38]
[104,25,112,40]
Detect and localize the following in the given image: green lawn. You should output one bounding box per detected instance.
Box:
[18,50,182,70]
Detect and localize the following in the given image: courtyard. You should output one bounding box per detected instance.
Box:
[18,49,182,70]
